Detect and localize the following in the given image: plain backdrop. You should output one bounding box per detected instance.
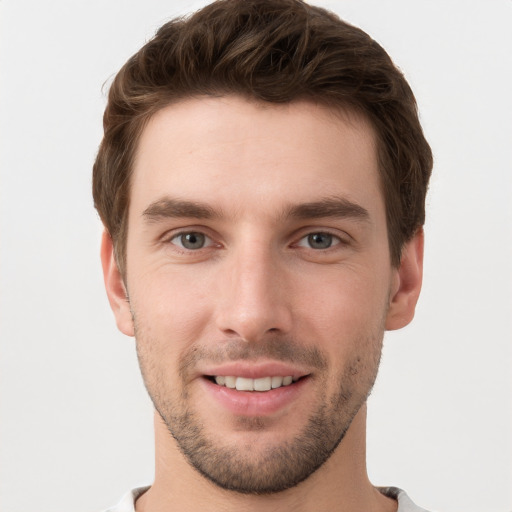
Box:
[1,1,511,511]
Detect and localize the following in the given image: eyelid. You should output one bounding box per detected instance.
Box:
[159,226,351,252]
[171,231,214,249]
[296,233,341,249]
[293,228,351,247]
[161,227,221,250]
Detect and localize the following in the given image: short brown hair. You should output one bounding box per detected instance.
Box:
[93,0,433,274]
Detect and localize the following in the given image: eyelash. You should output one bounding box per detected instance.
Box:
[295,231,345,250]
[167,231,217,251]
[164,229,349,253]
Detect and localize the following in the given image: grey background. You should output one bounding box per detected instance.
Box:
[1,1,511,511]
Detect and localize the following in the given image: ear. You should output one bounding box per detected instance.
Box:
[100,230,135,337]
[385,229,424,331]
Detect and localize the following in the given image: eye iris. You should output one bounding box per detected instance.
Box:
[308,233,332,249]
[181,232,205,249]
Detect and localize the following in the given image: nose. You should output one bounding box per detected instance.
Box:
[215,242,293,342]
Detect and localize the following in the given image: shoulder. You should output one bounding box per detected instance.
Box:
[100,486,150,512]
[378,486,434,512]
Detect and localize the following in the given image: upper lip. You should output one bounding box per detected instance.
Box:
[200,361,311,380]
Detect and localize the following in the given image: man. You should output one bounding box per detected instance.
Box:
[93,0,432,510]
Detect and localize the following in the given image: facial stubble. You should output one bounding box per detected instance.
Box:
[134,321,385,495]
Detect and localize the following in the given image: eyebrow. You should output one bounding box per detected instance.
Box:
[142,198,219,221]
[142,196,370,223]
[284,197,370,222]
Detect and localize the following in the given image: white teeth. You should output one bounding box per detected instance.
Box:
[213,375,297,391]
[271,376,283,388]
[224,376,236,389]
[254,377,272,391]
[235,377,254,391]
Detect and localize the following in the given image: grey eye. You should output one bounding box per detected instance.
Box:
[307,233,333,249]
[296,232,342,250]
[173,232,207,250]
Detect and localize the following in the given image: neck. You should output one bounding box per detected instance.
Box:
[136,404,397,512]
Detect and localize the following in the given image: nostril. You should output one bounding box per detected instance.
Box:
[222,329,240,337]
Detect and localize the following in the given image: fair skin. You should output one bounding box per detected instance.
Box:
[102,96,423,512]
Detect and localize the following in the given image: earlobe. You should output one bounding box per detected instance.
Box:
[385,229,424,331]
[100,230,135,337]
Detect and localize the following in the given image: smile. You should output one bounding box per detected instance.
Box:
[202,372,310,416]
[212,375,299,391]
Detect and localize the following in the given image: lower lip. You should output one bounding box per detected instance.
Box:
[201,377,309,417]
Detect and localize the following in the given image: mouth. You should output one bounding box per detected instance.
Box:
[199,361,312,416]
[201,370,311,416]
[205,375,303,392]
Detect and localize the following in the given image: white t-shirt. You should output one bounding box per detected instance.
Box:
[102,485,431,511]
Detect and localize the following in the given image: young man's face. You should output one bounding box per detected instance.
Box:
[103,96,422,494]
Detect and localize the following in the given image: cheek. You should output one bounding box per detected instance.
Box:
[296,265,390,330]
[129,270,215,352]
[292,265,390,378]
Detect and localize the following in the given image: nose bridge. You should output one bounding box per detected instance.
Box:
[216,237,291,341]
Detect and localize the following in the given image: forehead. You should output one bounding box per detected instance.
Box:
[130,96,382,222]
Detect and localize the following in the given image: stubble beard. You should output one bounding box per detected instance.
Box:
[134,323,384,496]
